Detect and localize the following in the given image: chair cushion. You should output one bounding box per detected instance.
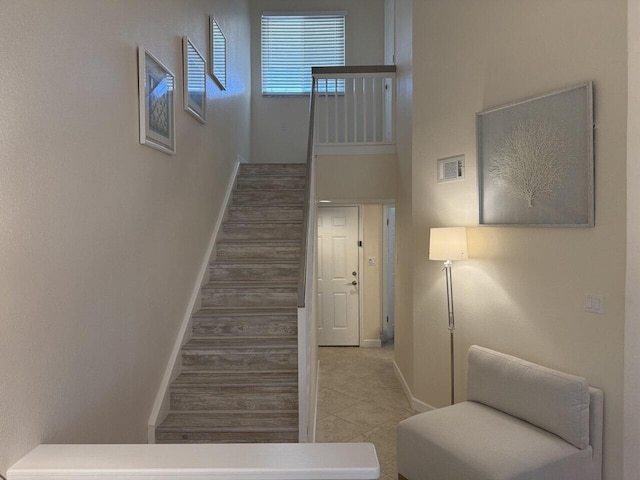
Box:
[467,345,590,449]
[397,402,595,480]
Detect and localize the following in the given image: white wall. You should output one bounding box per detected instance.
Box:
[0,0,250,472]
[250,0,386,164]
[394,1,627,478]
[625,0,640,477]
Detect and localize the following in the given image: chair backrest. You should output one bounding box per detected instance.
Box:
[467,345,591,450]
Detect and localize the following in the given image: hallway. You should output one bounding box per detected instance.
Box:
[316,343,417,480]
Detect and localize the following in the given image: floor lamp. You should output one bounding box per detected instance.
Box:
[429,227,468,405]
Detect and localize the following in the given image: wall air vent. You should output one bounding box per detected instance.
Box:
[437,155,465,183]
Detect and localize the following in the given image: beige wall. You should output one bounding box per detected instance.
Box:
[316,154,396,201]
[250,0,386,164]
[392,0,414,390]
[362,205,384,345]
[394,1,627,478]
[0,0,250,472]
[625,0,640,477]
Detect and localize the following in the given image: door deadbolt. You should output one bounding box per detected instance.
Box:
[352,271,358,277]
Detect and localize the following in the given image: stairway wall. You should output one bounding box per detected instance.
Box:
[0,0,251,473]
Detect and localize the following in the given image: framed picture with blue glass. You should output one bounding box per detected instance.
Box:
[182,37,207,124]
[210,16,226,91]
[138,47,176,154]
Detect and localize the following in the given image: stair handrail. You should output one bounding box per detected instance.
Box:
[298,76,317,308]
[311,64,397,77]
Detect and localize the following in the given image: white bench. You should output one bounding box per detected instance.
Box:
[8,443,379,480]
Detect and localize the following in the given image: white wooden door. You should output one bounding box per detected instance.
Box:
[317,206,360,346]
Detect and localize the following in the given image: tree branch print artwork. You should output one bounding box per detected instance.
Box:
[489,120,572,208]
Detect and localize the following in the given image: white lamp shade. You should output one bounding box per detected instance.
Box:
[429,227,468,261]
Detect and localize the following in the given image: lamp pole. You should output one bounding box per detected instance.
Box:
[444,259,455,405]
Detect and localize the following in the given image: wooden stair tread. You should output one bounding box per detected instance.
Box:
[183,336,298,349]
[203,281,298,288]
[158,412,298,432]
[210,259,300,265]
[193,307,297,317]
[172,372,298,387]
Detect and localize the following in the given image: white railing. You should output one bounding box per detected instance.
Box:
[312,66,396,154]
[7,444,380,480]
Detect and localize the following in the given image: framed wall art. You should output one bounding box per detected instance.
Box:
[182,36,207,124]
[210,16,227,90]
[138,47,176,154]
[476,82,594,227]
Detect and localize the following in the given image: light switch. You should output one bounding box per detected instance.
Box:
[585,294,604,314]
[368,257,377,266]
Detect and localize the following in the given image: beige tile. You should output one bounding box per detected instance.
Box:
[318,388,362,414]
[316,408,331,420]
[357,421,399,467]
[333,400,408,431]
[381,460,398,479]
[316,342,412,477]
[316,414,365,442]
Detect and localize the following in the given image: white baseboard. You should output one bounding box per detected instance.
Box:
[361,339,382,348]
[310,359,320,443]
[147,161,242,443]
[393,360,435,413]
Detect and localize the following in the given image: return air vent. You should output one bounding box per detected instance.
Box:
[437,155,465,183]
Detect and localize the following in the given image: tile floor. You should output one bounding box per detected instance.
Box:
[316,342,417,480]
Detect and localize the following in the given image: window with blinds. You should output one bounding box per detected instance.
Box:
[261,13,346,95]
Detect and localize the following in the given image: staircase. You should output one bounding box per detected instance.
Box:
[156,163,307,444]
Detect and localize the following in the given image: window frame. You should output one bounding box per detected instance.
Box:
[261,11,347,97]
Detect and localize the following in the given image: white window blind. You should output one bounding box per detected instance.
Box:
[261,13,345,95]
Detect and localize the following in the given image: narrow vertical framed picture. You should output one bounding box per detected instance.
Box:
[210,16,227,91]
[182,37,207,124]
[138,47,176,155]
[477,83,594,227]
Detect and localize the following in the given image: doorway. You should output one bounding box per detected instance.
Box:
[317,206,360,346]
[383,206,396,341]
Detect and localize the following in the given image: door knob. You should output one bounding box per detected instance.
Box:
[351,280,358,286]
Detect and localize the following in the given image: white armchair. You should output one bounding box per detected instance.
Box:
[397,346,603,480]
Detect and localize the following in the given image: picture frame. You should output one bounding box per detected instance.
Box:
[476,82,594,227]
[182,36,207,124]
[210,16,227,91]
[138,47,176,155]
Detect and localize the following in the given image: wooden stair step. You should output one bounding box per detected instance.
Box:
[226,206,304,222]
[169,386,298,411]
[215,241,301,261]
[200,284,298,308]
[239,163,307,177]
[220,222,303,241]
[183,336,298,350]
[156,411,299,443]
[192,311,297,337]
[193,306,298,317]
[236,175,306,190]
[157,411,298,431]
[209,261,299,282]
[171,371,298,387]
[232,189,305,206]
